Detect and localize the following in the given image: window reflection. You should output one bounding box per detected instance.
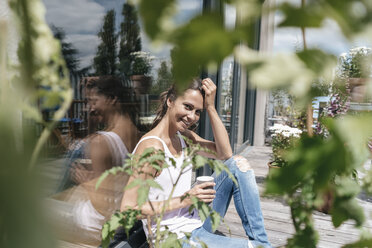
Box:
[41,0,202,245]
[219,56,235,135]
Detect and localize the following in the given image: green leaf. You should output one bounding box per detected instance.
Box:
[160,232,182,248]
[146,179,163,190]
[106,212,124,234]
[332,198,365,227]
[137,185,150,207]
[125,179,142,190]
[171,13,238,86]
[95,166,125,190]
[210,211,221,232]
[141,147,156,158]
[278,2,325,28]
[296,49,336,76]
[193,155,208,169]
[343,238,372,248]
[334,114,372,169]
[96,170,110,190]
[122,209,142,237]
[139,0,175,39]
[101,223,111,248]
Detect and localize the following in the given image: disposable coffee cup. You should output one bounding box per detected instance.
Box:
[75,158,92,169]
[196,176,214,190]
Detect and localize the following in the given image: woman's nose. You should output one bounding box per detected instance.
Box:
[187,111,197,122]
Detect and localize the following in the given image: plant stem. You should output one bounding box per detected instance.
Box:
[29,89,73,170]
[154,147,196,246]
[300,0,313,137]
[146,215,154,248]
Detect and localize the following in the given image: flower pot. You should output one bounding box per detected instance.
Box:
[131,75,152,95]
[316,190,333,214]
[267,161,280,171]
[348,78,370,102]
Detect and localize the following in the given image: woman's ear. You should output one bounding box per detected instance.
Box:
[166,97,173,109]
[109,96,118,105]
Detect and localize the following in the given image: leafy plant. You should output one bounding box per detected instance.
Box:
[339,47,372,78]
[97,135,236,248]
[267,115,372,247]
[130,51,153,76]
[269,124,302,168]
[4,0,372,247]
[2,0,72,247]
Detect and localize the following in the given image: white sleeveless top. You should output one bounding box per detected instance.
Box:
[73,131,129,236]
[97,131,129,166]
[132,133,203,239]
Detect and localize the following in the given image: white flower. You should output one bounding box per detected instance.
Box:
[270,124,302,138]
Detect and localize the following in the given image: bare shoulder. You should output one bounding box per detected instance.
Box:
[88,133,110,150]
[134,136,164,155]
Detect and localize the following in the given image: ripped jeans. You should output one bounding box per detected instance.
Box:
[183,156,272,248]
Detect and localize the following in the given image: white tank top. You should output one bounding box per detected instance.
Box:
[97,131,129,166]
[72,131,129,237]
[132,132,203,239]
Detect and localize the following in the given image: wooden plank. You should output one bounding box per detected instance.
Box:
[58,240,96,248]
[219,146,372,248]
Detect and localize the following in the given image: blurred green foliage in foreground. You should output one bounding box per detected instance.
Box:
[2,0,372,247]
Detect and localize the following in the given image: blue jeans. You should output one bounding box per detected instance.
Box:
[183,156,272,248]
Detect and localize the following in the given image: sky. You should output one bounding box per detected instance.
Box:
[273,0,372,55]
[42,0,202,70]
[42,0,371,71]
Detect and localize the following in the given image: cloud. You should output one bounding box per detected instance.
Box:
[272,0,371,56]
[67,34,100,68]
[178,0,201,11]
[43,0,122,69]
[43,0,105,34]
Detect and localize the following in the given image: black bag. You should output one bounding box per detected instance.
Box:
[105,220,148,248]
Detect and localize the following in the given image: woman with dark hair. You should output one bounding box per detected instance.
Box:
[121,78,272,248]
[53,76,142,245]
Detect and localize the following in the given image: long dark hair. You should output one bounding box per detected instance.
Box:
[86,76,140,128]
[151,78,205,129]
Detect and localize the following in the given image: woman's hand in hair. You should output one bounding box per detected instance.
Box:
[201,78,217,110]
[183,182,216,204]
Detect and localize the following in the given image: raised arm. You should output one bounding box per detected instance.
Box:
[187,78,233,160]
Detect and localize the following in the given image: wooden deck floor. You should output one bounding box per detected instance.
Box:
[44,146,372,247]
[218,146,372,248]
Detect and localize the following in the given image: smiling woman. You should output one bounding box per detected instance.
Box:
[120,78,272,248]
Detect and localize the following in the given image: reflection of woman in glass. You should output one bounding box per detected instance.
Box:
[121,78,272,248]
[53,76,141,245]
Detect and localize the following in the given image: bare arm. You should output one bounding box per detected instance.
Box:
[120,139,215,217]
[184,78,233,160]
[70,134,126,216]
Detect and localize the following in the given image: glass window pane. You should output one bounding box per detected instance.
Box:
[41,0,202,245]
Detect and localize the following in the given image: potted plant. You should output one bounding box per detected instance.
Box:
[268,124,302,170]
[130,51,153,95]
[339,46,372,102]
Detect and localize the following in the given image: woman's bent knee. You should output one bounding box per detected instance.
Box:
[233,155,252,172]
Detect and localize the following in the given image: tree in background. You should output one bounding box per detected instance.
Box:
[93,9,118,76]
[52,26,80,74]
[52,25,91,77]
[151,60,172,94]
[118,3,141,77]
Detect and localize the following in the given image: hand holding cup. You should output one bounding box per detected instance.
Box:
[184,176,216,204]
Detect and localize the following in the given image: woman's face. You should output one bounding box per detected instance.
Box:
[167,89,204,132]
[88,88,114,124]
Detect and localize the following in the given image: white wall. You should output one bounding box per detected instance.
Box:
[253,0,275,146]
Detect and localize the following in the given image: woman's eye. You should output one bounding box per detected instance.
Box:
[196,110,201,116]
[184,104,192,110]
